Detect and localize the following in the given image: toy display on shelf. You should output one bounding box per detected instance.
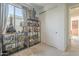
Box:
[16,33,26,50]
[0,35,2,56]
[27,17,41,46]
[2,34,16,55]
[2,32,28,55]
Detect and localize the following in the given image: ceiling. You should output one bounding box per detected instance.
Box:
[30,3,52,7]
[21,3,79,15]
[30,3,78,7]
[21,3,79,9]
[29,3,53,9]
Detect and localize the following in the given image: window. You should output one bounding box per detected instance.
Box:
[5,4,24,33]
[7,5,14,27]
[15,7,24,32]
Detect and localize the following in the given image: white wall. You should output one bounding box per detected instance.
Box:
[40,4,68,51]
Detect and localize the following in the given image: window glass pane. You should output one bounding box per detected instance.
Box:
[7,5,14,27]
[15,7,24,32]
[4,5,15,33]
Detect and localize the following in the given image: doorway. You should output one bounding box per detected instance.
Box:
[69,6,79,51]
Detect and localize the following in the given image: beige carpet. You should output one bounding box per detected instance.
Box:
[10,42,79,56]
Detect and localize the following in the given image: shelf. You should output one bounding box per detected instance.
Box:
[27,19,39,22]
[1,18,40,56]
[27,18,41,47]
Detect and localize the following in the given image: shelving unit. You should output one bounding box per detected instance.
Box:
[2,32,28,55]
[27,18,41,46]
[2,33,16,55]
[16,32,27,50]
[0,35,2,56]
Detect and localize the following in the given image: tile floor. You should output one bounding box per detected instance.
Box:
[10,42,79,56]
